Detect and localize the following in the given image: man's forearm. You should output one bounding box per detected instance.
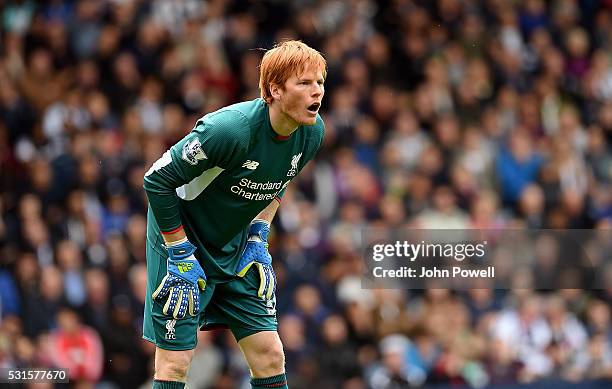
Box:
[253,199,280,224]
[161,227,187,244]
[144,162,185,237]
[162,199,280,245]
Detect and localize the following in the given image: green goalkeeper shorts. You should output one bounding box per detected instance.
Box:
[142,236,278,351]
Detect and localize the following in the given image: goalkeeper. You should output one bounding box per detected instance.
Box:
[142,40,326,389]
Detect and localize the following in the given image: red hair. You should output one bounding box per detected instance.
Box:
[259,40,327,104]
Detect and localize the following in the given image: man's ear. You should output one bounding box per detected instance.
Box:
[270,83,282,101]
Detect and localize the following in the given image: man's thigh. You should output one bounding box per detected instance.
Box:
[143,236,214,350]
[204,267,277,341]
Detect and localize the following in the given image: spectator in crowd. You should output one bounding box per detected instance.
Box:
[47,307,104,384]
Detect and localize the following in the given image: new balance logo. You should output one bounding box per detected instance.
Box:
[165,319,176,340]
[242,160,260,170]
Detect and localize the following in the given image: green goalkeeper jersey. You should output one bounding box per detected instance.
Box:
[143,98,324,281]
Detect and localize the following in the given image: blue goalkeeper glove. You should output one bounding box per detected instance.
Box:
[235,220,276,300]
[152,239,207,319]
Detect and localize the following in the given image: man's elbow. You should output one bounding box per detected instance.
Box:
[143,175,163,196]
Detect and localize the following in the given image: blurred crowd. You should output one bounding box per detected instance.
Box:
[0,0,611,388]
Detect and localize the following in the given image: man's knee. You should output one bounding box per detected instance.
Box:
[250,341,285,377]
[263,343,285,372]
[154,348,194,381]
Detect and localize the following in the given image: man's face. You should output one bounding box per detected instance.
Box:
[274,64,325,126]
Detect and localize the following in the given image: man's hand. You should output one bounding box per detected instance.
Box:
[152,239,207,319]
[235,220,276,300]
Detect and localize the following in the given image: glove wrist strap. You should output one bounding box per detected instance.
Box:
[166,239,197,261]
[249,220,270,242]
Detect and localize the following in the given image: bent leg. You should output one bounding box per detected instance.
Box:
[153,347,195,388]
[144,233,214,388]
[239,331,288,388]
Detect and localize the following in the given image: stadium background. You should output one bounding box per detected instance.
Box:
[0,0,611,388]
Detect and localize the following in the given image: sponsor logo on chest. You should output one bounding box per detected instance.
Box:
[230,151,302,201]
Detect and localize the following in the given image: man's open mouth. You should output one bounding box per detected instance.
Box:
[307,102,320,113]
